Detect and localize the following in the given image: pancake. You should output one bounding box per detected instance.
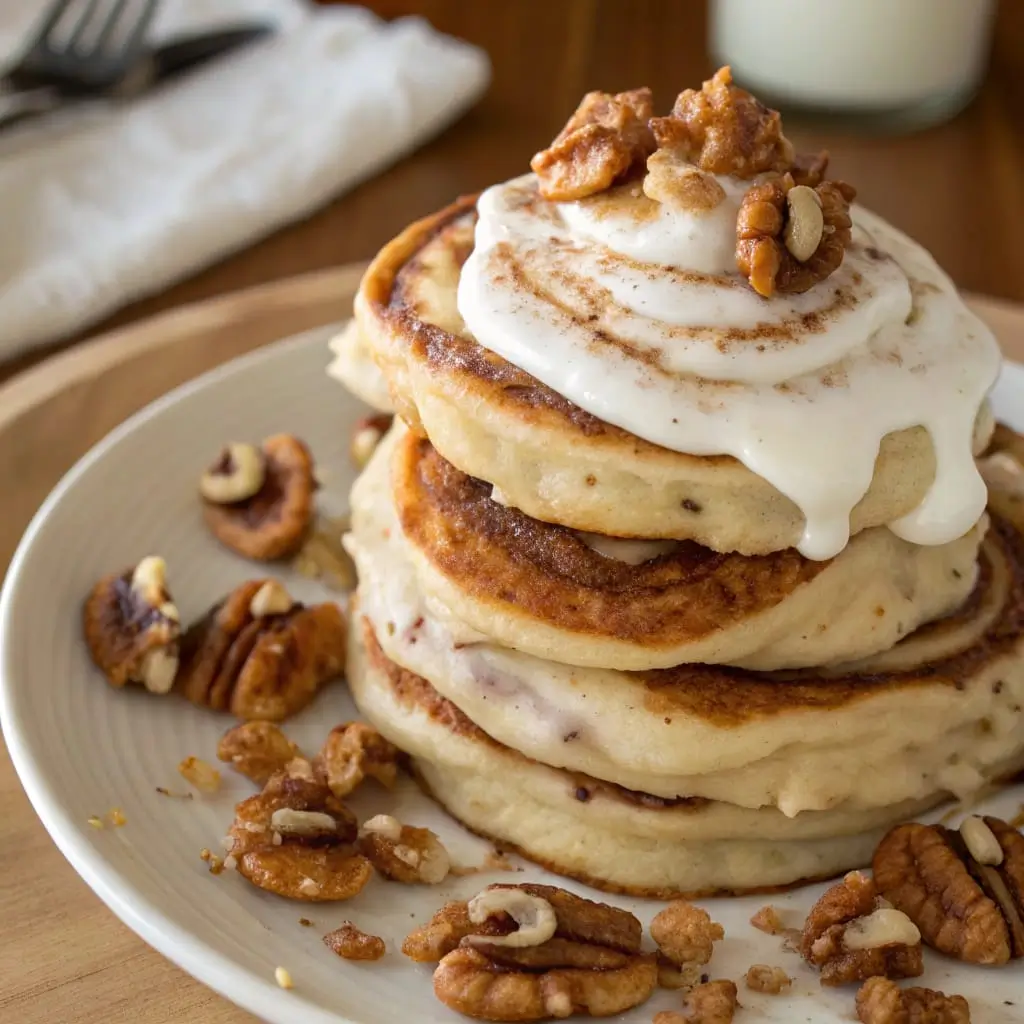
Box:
[349,615,906,898]
[355,196,993,553]
[326,319,394,413]
[347,454,1024,816]
[386,423,983,671]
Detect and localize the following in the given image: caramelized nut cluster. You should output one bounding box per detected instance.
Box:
[404,883,657,1021]
[801,871,924,986]
[530,88,655,201]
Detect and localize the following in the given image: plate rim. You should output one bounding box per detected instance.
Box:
[0,323,352,1024]
[2,342,1023,1024]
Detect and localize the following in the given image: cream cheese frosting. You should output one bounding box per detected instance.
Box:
[456,173,1000,559]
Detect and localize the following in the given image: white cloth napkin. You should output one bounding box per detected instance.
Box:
[0,0,490,358]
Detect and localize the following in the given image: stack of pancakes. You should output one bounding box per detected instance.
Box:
[331,106,1024,898]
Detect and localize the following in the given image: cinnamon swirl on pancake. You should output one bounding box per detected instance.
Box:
[348,436,1024,818]
[354,193,995,555]
[387,423,983,671]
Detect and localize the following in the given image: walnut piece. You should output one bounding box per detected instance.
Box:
[650,901,724,967]
[856,977,971,1024]
[736,173,856,297]
[358,814,450,885]
[225,759,370,901]
[650,67,793,178]
[680,979,738,1024]
[872,817,1024,965]
[530,88,655,201]
[350,414,394,469]
[313,722,399,798]
[202,434,316,561]
[323,923,386,961]
[801,871,924,986]
[177,579,346,721]
[217,721,302,785]
[83,556,180,694]
[744,964,792,995]
[200,442,265,504]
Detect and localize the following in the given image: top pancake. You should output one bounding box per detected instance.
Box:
[389,424,982,671]
[355,196,993,553]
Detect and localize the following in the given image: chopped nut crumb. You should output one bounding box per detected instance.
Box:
[274,966,293,990]
[650,901,724,966]
[87,815,104,830]
[323,922,386,961]
[745,964,792,994]
[107,808,127,827]
[653,1013,687,1024]
[299,917,314,927]
[681,979,738,1024]
[750,905,786,935]
[178,756,222,793]
[200,848,225,875]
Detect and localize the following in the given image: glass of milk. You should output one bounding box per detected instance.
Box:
[710,0,997,131]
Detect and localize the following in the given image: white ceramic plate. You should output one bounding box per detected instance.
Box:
[2,326,1023,1024]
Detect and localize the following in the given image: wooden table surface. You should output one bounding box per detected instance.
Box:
[3,2,1024,1022]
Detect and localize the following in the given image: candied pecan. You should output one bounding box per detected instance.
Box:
[217,721,302,785]
[650,67,793,178]
[350,414,394,470]
[650,901,724,967]
[313,722,399,798]
[744,964,791,995]
[201,434,315,561]
[801,872,923,986]
[323,923,386,961]
[873,818,1024,965]
[177,579,346,721]
[530,88,655,201]
[226,760,370,901]
[403,901,503,963]
[656,955,702,991]
[358,814,450,885]
[736,173,856,297]
[856,977,971,1024]
[83,556,180,694]
[681,979,738,1024]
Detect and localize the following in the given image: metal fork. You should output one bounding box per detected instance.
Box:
[0,0,160,126]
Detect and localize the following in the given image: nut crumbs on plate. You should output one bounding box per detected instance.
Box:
[323,922,386,961]
[178,756,222,793]
[744,964,791,994]
[107,807,126,827]
[274,966,293,990]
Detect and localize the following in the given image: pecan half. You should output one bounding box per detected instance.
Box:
[313,722,399,798]
[201,434,316,561]
[856,977,970,1024]
[801,871,924,986]
[873,817,1024,965]
[178,579,346,721]
[530,88,655,201]
[83,556,180,694]
[358,814,450,885]
[413,885,655,1019]
[650,67,793,178]
[737,173,856,297]
[226,759,370,901]
[217,721,302,785]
